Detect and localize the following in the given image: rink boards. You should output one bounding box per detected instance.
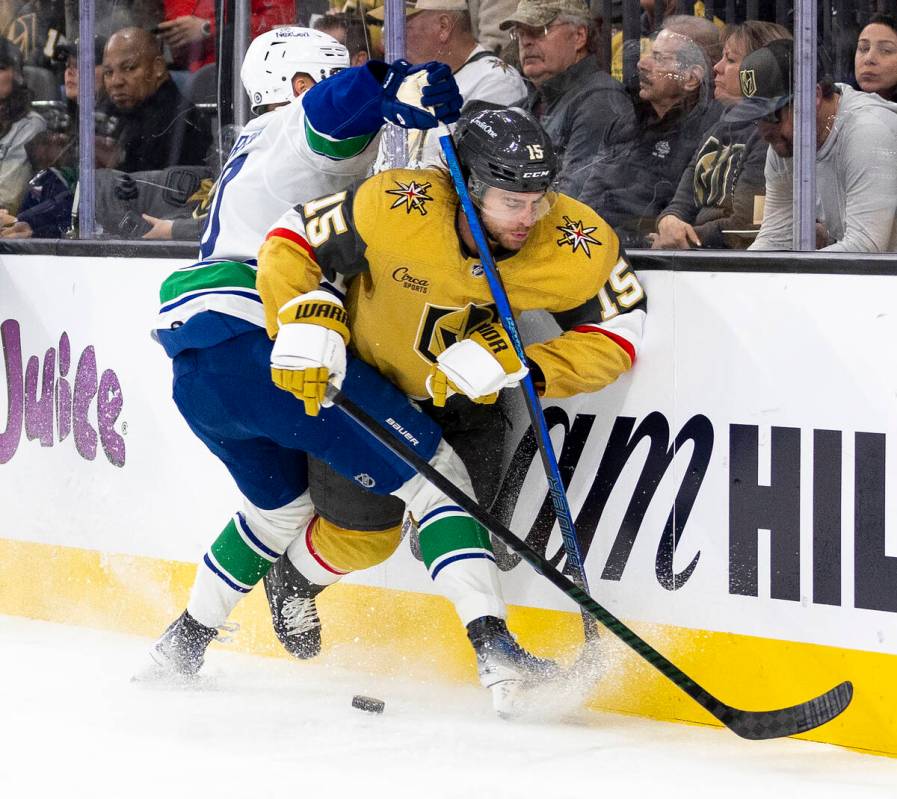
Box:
[1,253,896,755]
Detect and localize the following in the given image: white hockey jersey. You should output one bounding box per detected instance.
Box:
[157,65,384,357]
[199,94,380,263]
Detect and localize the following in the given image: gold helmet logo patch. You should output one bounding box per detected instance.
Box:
[740,69,757,97]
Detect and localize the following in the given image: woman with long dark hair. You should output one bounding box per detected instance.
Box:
[855,14,897,102]
[0,38,46,212]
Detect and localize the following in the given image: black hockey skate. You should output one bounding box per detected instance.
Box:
[467,616,560,718]
[148,610,218,677]
[263,554,326,659]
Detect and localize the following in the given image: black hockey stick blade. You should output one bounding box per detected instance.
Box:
[330,390,854,740]
[711,680,853,740]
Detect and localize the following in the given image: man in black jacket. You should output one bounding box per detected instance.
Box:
[99,26,211,172]
[501,0,635,199]
[578,22,721,247]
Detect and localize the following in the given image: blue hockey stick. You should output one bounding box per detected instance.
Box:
[438,132,597,639]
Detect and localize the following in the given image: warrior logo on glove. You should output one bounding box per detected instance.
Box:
[271,291,351,416]
[425,320,528,408]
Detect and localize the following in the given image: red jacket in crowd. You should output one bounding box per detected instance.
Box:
[164,0,296,71]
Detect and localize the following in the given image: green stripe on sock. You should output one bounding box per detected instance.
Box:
[209,519,272,586]
[160,261,258,304]
[304,119,373,160]
[418,516,493,568]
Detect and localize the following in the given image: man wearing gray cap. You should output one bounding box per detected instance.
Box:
[369,0,525,169]
[501,0,635,198]
[733,39,897,252]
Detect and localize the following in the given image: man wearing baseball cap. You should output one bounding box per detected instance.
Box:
[735,39,897,252]
[368,0,525,170]
[367,0,516,53]
[501,0,634,197]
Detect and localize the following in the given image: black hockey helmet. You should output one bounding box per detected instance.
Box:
[454,105,557,195]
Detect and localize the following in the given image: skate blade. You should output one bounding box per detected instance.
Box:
[493,639,607,722]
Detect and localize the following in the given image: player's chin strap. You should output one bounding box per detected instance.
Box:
[436,126,598,642]
[328,386,854,741]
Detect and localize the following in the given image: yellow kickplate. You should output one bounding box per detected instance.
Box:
[0,537,893,755]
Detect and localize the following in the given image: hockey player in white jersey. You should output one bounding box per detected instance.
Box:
[149,28,558,713]
[198,27,454,264]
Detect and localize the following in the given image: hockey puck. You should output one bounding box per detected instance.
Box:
[352,695,385,714]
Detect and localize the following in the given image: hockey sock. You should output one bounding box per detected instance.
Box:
[391,440,508,625]
[188,494,314,628]
[283,516,347,588]
[418,510,506,626]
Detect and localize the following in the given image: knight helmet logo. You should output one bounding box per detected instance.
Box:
[740,69,757,97]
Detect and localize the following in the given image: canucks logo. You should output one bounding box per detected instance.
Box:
[415,303,497,363]
[556,216,601,257]
[386,180,433,216]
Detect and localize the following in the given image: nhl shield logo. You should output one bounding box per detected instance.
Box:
[740,69,757,97]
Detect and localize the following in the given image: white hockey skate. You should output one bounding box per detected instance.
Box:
[467,616,561,718]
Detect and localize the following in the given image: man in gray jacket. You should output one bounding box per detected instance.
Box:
[501,0,635,198]
[734,39,897,253]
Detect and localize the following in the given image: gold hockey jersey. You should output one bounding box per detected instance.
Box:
[258,168,647,399]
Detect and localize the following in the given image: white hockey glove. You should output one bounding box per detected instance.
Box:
[270,290,350,416]
[425,323,529,408]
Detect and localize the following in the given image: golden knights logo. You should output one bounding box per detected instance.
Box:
[694,137,745,208]
[386,180,433,216]
[740,69,757,97]
[415,302,497,363]
[556,216,601,257]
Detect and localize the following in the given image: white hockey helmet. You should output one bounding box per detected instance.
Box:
[241,27,350,113]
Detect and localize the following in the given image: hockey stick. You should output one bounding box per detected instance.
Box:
[437,132,598,640]
[331,389,853,740]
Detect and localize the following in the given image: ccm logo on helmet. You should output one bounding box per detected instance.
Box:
[522,170,550,178]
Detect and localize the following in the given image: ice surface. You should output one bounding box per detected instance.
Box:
[1,615,894,799]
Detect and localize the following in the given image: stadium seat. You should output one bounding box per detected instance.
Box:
[24,66,59,102]
[186,62,218,106]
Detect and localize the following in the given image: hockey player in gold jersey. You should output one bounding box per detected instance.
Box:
[257,107,647,713]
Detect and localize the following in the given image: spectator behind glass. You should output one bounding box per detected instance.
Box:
[156,0,295,72]
[368,0,526,170]
[0,37,45,213]
[502,0,635,198]
[611,0,724,84]
[100,27,212,172]
[652,21,791,250]
[732,40,897,253]
[58,36,108,107]
[855,14,897,102]
[314,12,380,65]
[577,24,721,247]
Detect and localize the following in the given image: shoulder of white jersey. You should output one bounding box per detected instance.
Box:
[457,52,525,95]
